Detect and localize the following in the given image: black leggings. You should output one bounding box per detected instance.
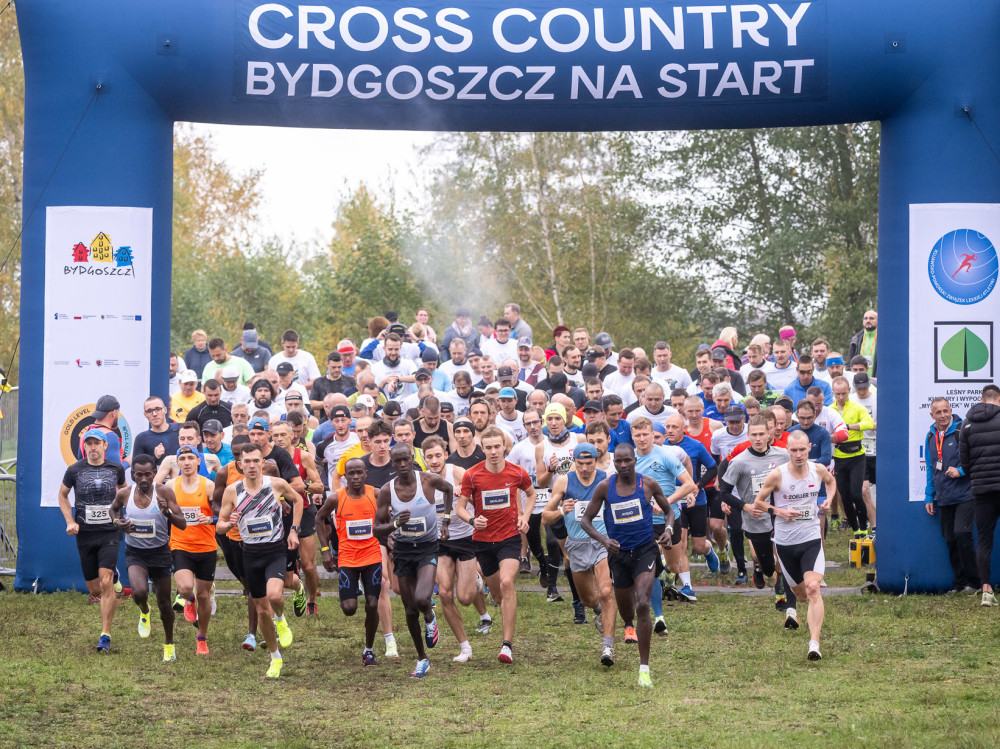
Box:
[525,513,547,569]
[835,455,868,531]
[746,531,796,609]
[727,510,747,574]
[939,502,978,589]
[974,492,1000,588]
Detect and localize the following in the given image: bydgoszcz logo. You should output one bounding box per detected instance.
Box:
[927,229,998,305]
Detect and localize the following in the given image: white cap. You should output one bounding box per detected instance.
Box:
[357,394,376,409]
[221,365,239,380]
[179,370,198,384]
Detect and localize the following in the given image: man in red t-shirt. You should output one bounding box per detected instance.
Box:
[457,426,533,665]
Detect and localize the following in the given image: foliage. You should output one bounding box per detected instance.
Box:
[0,12,24,383]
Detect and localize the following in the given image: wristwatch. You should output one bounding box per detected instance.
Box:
[442,513,451,521]
[291,524,302,532]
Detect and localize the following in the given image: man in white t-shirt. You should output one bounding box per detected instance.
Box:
[764,339,797,392]
[651,341,692,391]
[439,338,475,381]
[274,362,310,407]
[370,333,417,400]
[626,382,678,431]
[267,329,321,390]
[219,366,251,406]
[602,348,636,403]
[480,317,519,364]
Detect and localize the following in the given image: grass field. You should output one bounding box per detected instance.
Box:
[3,534,1000,748]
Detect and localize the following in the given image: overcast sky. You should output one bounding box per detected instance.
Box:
[187,123,436,252]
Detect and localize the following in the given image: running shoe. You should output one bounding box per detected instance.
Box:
[982,591,998,607]
[385,639,400,658]
[677,585,698,602]
[594,612,603,633]
[266,657,283,678]
[96,634,111,653]
[853,529,867,539]
[163,643,175,662]
[601,645,614,667]
[638,671,653,688]
[518,557,531,574]
[734,572,748,586]
[475,574,484,594]
[663,584,679,601]
[425,615,439,649]
[363,650,377,666]
[538,570,547,589]
[653,616,667,635]
[88,595,101,604]
[292,582,307,617]
[547,588,564,603]
[705,547,720,573]
[138,608,151,639]
[774,594,787,611]
[196,636,210,655]
[183,598,197,624]
[410,659,430,678]
[807,642,822,661]
[719,543,732,574]
[173,594,185,612]
[784,609,799,630]
[498,645,513,664]
[820,580,827,589]
[209,585,217,616]
[453,646,473,663]
[274,617,293,648]
[830,516,841,531]
[475,618,493,635]
[242,634,257,652]
[307,602,319,616]
[573,601,587,624]
[624,626,638,643]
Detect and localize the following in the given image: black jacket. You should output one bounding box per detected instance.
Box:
[960,403,1000,495]
[848,329,877,377]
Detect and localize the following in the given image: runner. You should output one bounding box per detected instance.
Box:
[455,427,534,664]
[711,406,749,584]
[851,372,878,538]
[751,430,837,660]
[685,396,730,574]
[57,428,127,652]
[316,458,383,665]
[542,444,618,666]
[424,435,492,653]
[169,446,218,655]
[580,443,693,687]
[831,376,875,537]
[508,408,549,580]
[374,444,454,678]
[109,455,187,661]
[217,443,303,678]
[448,417,486,469]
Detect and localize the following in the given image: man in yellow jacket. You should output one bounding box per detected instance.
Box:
[831,376,875,538]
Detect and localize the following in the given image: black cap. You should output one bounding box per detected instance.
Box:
[330,405,351,419]
[583,399,602,412]
[383,400,402,416]
[421,348,439,363]
[387,322,408,337]
[497,365,515,381]
[440,401,454,412]
[711,347,727,361]
[724,405,745,422]
[202,418,224,434]
[853,372,870,387]
[275,362,294,375]
[92,394,120,419]
[585,348,602,361]
[414,367,432,379]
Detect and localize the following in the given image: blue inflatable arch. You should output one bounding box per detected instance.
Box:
[14,1,1000,592]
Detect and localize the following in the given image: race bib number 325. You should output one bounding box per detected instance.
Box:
[85,504,111,524]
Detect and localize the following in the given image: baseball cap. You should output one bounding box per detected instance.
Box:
[414,367,432,379]
[696,343,711,352]
[202,419,224,434]
[497,366,515,381]
[387,322,408,337]
[382,400,402,417]
[242,330,259,350]
[82,427,108,442]
[453,417,474,431]
[573,443,598,459]
[356,394,376,409]
[92,394,120,419]
[652,422,666,435]
[853,372,871,388]
[468,347,482,358]
[711,347,727,361]
[780,327,797,340]
[330,405,351,419]
[275,362,294,375]
[337,341,355,354]
[724,405,745,422]
[221,365,239,380]
[440,401,454,413]
[594,332,613,348]
[248,417,270,432]
[583,399,602,412]
[179,370,198,384]
[176,445,202,459]
[543,403,567,420]
[517,336,533,348]
[498,387,517,399]
[421,348,439,363]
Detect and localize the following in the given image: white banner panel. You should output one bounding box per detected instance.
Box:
[908,204,999,502]
[41,207,153,506]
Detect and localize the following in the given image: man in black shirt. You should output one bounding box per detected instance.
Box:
[187,380,233,430]
[57,428,127,653]
[133,396,180,465]
[361,420,397,489]
[310,351,357,415]
[247,417,305,490]
[447,418,486,469]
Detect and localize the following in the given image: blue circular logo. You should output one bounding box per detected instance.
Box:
[927,229,998,305]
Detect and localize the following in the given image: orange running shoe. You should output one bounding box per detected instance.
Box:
[624,626,638,643]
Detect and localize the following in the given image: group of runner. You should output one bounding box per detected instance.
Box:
[61,311,882,684]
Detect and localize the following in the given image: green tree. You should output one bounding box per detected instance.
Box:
[0,12,24,383]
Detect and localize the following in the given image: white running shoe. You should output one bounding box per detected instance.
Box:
[453,647,473,663]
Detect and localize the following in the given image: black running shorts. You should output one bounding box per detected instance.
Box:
[76,530,121,581]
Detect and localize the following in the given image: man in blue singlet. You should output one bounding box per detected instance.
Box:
[581,443,696,688]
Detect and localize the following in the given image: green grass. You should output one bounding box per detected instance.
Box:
[2,561,1000,748]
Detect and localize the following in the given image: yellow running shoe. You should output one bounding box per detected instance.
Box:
[274,616,293,648]
[266,657,283,679]
[138,608,151,639]
[163,644,176,662]
[638,671,653,688]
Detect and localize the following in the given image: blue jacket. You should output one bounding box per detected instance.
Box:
[925,417,973,506]
[783,377,833,407]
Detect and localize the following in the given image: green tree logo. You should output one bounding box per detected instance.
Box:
[940,327,990,376]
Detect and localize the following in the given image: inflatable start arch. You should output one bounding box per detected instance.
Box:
[14,1,1000,592]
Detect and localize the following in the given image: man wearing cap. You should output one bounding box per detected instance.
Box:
[231,329,271,373]
[268,329,321,390]
[401,368,449,412]
[709,346,747,396]
[309,352,357,413]
[593,332,617,367]
[134,396,181,466]
[248,379,285,421]
[495,387,526,441]
[516,336,544,386]
[187,379,234,431]
[200,419,234,469]
[58,427,127,652]
[323,405,361,488]
[218,366,251,407]
[78,394,128,467]
[440,308,480,361]
[447,417,486,470]
[415,348,449,393]
[274,362,310,407]
[783,354,833,407]
[170,371,205,423]
[154,421,224,483]
[201,338,255,386]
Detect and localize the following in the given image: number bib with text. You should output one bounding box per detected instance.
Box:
[129,519,156,538]
[610,499,642,524]
[481,488,510,510]
[346,518,373,540]
[246,516,275,537]
[793,503,817,522]
[399,517,427,536]
[85,504,111,524]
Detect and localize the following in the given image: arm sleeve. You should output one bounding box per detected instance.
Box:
[717,477,745,509]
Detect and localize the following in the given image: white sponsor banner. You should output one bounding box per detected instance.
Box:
[41,207,153,506]
[908,204,999,502]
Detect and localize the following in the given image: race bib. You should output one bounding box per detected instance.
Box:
[482,488,510,510]
[573,499,590,521]
[435,501,446,515]
[129,518,156,538]
[863,438,876,456]
[85,504,111,524]
[246,516,275,537]
[532,488,550,512]
[182,508,201,524]
[751,473,767,494]
[346,518,373,540]
[610,499,642,524]
[399,517,427,536]
[793,503,816,522]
